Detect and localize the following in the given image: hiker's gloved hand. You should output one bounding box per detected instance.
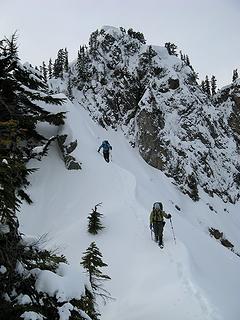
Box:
[168,214,172,219]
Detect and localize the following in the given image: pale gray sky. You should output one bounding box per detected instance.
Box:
[1,0,239,88]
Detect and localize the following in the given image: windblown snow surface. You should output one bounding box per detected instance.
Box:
[19,98,240,320]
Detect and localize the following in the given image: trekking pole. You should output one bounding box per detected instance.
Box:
[151,228,153,240]
[170,218,176,245]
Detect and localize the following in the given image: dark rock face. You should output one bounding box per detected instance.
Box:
[137,109,166,170]
[228,85,240,146]
[168,78,180,90]
[215,82,240,142]
[57,135,81,170]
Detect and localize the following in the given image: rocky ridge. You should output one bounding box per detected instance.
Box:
[51,26,240,203]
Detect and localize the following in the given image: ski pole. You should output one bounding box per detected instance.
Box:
[170,218,176,245]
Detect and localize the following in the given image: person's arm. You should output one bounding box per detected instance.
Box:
[98,144,103,152]
[162,210,171,219]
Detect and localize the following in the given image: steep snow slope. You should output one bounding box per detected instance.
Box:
[19,99,240,320]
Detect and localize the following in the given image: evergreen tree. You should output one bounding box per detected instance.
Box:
[211,75,217,95]
[120,26,126,34]
[205,75,211,96]
[88,203,104,235]
[165,42,178,56]
[89,30,99,58]
[64,47,69,72]
[185,55,191,67]
[201,80,206,92]
[48,58,53,78]
[140,45,157,67]
[127,28,146,44]
[77,45,90,85]
[42,61,48,82]
[53,48,64,78]
[179,50,193,69]
[179,50,184,61]
[232,68,239,82]
[81,242,111,300]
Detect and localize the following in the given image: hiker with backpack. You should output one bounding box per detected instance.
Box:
[98,140,112,163]
[150,202,171,248]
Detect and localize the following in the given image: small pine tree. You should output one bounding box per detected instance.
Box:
[211,75,217,95]
[185,55,190,66]
[3,32,18,60]
[81,242,111,299]
[205,75,211,96]
[140,45,157,67]
[48,58,53,78]
[53,48,64,78]
[88,203,104,235]
[232,68,239,82]
[42,61,48,82]
[201,80,206,92]
[64,47,69,72]
[127,28,146,44]
[179,50,184,61]
[89,30,99,57]
[165,42,178,56]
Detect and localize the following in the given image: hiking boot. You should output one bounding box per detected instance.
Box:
[159,241,164,249]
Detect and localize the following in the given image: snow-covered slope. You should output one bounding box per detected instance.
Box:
[19,98,240,320]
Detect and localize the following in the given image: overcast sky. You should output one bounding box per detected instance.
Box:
[1,0,239,88]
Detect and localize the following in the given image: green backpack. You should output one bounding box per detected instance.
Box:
[152,202,163,222]
[153,202,163,210]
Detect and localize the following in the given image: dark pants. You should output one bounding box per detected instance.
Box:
[153,221,165,245]
[103,151,110,162]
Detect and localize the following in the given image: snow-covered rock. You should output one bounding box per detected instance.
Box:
[52,26,240,203]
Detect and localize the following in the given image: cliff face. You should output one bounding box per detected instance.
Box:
[51,26,240,203]
[215,79,240,149]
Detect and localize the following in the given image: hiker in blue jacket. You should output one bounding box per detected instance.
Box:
[98,140,112,163]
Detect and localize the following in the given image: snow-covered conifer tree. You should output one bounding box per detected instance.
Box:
[205,75,211,96]
[81,242,111,299]
[211,75,217,95]
[0,34,89,319]
[88,203,104,235]
[232,68,239,82]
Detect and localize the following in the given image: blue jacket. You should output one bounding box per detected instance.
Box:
[98,141,112,152]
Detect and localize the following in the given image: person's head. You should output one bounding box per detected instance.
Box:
[153,202,163,210]
[103,140,108,144]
